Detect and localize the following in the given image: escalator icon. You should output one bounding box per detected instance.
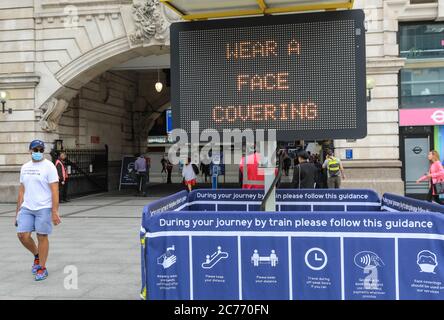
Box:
[201,246,229,269]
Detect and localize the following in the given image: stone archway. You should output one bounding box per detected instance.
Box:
[34,0,179,134]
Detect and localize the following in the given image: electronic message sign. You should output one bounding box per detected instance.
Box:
[171,10,367,140]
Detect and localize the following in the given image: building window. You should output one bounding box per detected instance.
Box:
[400,23,444,59]
[400,67,444,108]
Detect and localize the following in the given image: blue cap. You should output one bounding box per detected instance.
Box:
[29,140,45,150]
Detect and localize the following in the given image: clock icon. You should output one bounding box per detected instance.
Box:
[305,248,328,271]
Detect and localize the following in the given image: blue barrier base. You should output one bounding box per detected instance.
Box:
[141,189,444,300]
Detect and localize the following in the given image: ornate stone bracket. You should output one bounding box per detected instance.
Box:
[38,98,70,132]
[129,0,180,45]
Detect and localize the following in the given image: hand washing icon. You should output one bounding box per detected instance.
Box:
[157,245,177,269]
[417,250,438,274]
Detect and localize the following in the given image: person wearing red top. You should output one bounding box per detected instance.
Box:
[416,150,444,205]
[239,151,265,189]
[239,149,278,190]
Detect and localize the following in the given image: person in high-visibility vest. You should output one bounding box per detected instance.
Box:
[239,151,265,189]
[322,150,345,189]
[55,152,69,202]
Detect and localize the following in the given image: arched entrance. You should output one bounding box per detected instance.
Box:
[33,1,180,194]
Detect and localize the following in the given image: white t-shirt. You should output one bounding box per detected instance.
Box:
[20,159,59,210]
[182,164,196,182]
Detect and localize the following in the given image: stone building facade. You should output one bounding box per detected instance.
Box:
[0,0,443,201]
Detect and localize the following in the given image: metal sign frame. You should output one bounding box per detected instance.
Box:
[161,0,355,21]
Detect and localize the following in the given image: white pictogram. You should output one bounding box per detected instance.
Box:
[417,250,438,274]
[157,245,177,269]
[251,249,278,267]
[431,110,444,124]
[305,248,328,271]
[201,246,228,269]
[354,251,384,270]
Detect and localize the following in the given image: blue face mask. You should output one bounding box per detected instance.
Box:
[32,152,44,161]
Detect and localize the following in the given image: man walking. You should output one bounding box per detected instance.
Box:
[134,154,148,196]
[55,152,69,203]
[322,150,346,189]
[293,151,318,189]
[15,140,61,281]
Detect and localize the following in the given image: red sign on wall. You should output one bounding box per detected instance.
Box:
[90,136,100,144]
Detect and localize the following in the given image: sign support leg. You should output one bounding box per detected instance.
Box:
[260,139,277,212]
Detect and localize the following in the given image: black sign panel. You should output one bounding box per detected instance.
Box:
[171,10,367,140]
[119,156,137,189]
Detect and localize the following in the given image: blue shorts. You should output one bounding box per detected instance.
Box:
[17,207,53,235]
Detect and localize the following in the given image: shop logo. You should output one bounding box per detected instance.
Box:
[412,146,423,155]
[431,110,444,124]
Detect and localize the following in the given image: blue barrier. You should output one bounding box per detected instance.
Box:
[187,189,381,212]
[140,189,444,300]
[382,193,444,214]
[141,191,189,228]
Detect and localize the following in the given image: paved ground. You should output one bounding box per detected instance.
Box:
[0,184,187,300]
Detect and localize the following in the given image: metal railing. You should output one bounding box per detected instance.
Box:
[52,146,108,197]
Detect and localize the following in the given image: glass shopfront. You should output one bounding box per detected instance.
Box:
[399,22,444,199]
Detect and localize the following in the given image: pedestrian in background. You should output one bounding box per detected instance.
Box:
[293,151,318,189]
[15,140,61,281]
[312,154,325,189]
[182,157,197,192]
[55,152,69,203]
[144,149,151,184]
[323,150,345,189]
[416,150,444,205]
[166,159,173,184]
[283,151,291,176]
[200,161,211,183]
[134,154,148,196]
[239,146,264,189]
[161,156,168,175]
